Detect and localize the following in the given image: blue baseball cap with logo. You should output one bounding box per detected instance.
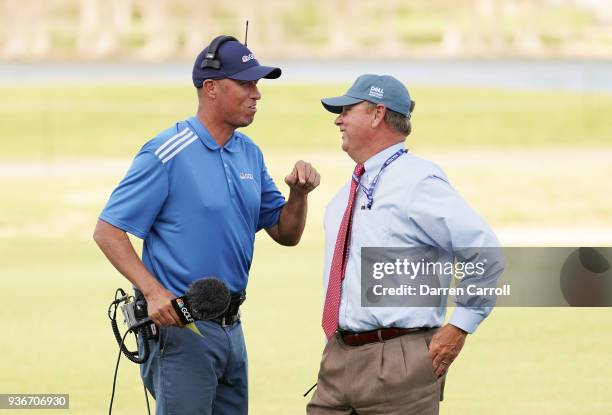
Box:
[192,38,281,87]
[321,74,413,118]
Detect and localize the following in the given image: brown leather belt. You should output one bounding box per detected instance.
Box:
[340,327,431,347]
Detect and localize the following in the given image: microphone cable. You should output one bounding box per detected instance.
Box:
[107,289,151,415]
[105,278,230,413]
[108,289,150,364]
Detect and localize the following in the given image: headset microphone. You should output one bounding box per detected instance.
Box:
[244,20,249,46]
[201,35,239,70]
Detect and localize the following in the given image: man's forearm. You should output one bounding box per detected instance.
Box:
[267,159,319,246]
[93,219,163,296]
[275,190,308,246]
[94,219,182,326]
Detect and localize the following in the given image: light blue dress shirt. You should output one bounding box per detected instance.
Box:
[323,143,504,334]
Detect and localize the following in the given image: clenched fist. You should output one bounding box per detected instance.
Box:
[284,160,320,194]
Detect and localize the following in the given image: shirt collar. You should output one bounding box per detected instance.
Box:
[363,142,406,178]
[187,116,241,153]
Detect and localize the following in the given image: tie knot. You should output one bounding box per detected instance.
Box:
[353,163,365,177]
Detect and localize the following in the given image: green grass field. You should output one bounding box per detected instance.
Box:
[2,83,612,158]
[1,84,611,414]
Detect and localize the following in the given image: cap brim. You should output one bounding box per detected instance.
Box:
[229,65,281,81]
[321,95,364,114]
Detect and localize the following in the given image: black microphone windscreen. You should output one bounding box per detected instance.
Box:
[186,277,231,320]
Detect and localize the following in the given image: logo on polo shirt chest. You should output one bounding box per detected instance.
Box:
[242,54,255,63]
[369,86,384,99]
[240,172,254,180]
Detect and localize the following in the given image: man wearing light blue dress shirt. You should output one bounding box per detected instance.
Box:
[307,74,504,415]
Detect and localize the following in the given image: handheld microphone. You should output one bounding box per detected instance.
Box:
[170,277,231,336]
[183,277,232,320]
[129,277,231,336]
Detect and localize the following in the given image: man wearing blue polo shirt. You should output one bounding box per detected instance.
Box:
[93,36,320,415]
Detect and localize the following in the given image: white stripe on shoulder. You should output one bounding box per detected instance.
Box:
[154,127,190,156]
[161,135,198,164]
[157,131,194,159]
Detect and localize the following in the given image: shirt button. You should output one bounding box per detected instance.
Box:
[224,163,228,167]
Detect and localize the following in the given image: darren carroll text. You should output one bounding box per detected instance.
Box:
[372,284,512,296]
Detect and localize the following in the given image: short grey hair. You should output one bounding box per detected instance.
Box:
[366,102,413,136]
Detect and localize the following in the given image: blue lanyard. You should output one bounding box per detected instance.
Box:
[353,148,407,209]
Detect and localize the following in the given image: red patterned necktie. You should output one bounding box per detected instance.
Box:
[322,163,366,339]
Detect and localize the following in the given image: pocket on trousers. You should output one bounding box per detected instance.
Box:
[158,326,170,354]
[419,336,439,383]
[395,335,440,403]
[320,337,334,367]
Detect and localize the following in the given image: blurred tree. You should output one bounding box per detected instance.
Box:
[1,0,612,60]
[77,0,131,58]
[2,0,51,59]
[136,0,175,60]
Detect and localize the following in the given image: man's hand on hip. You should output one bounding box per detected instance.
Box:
[284,160,320,195]
[145,286,184,327]
[428,324,467,378]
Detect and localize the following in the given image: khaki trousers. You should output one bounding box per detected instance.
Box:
[307,329,445,415]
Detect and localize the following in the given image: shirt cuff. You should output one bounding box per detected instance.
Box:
[448,307,486,334]
[98,215,147,240]
[256,202,286,232]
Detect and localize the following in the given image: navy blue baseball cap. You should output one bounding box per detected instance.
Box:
[192,39,281,87]
[321,74,413,118]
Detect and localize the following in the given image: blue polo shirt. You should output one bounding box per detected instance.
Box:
[100,116,286,295]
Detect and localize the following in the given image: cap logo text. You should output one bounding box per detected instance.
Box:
[368,86,384,99]
[242,53,255,62]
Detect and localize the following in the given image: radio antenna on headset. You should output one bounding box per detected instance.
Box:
[244,20,249,46]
